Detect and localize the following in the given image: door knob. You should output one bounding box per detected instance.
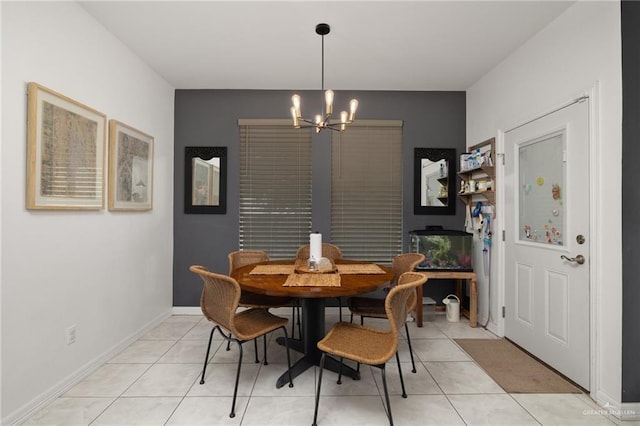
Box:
[560,254,585,265]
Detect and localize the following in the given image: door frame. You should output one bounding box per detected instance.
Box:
[494,83,600,395]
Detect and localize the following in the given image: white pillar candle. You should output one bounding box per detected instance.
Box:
[310,232,322,261]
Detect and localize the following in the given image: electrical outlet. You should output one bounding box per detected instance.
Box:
[66,325,77,345]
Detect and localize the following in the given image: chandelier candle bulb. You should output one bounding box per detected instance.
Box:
[349,99,358,122]
[324,90,334,115]
[291,106,300,128]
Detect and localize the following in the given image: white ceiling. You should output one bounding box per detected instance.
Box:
[80,1,574,91]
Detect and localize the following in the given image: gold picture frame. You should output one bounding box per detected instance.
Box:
[26,82,107,210]
[108,120,154,211]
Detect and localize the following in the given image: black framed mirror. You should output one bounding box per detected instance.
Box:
[185,146,227,214]
[413,148,456,215]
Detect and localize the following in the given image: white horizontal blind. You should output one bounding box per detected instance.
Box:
[331,121,403,264]
[238,120,312,259]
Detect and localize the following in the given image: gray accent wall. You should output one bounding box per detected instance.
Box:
[621,0,640,403]
[174,90,466,306]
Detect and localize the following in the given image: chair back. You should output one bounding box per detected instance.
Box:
[385,272,428,336]
[190,265,241,334]
[296,243,343,260]
[392,253,426,311]
[228,250,269,275]
[391,253,425,284]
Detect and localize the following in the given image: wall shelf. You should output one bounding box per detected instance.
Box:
[457,138,496,214]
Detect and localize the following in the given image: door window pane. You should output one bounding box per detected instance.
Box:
[518,132,565,246]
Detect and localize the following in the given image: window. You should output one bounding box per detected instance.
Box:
[238,119,312,259]
[331,120,403,263]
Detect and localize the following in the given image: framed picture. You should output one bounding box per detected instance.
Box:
[413,148,456,215]
[185,146,227,214]
[26,82,107,210]
[108,120,154,211]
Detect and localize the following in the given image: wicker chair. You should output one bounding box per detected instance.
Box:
[228,250,294,363]
[296,243,343,260]
[313,272,428,426]
[346,253,426,373]
[190,265,293,419]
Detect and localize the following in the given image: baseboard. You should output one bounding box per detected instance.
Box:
[594,391,640,421]
[172,305,347,317]
[172,306,202,315]
[3,308,172,426]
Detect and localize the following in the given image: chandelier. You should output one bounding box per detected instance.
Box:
[290,23,358,133]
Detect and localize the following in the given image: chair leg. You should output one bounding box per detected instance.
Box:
[200,326,216,385]
[404,323,417,373]
[296,302,302,340]
[291,302,297,338]
[262,334,269,365]
[337,357,343,385]
[355,316,365,374]
[380,364,394,426]
[253,338,259,363]
[395,351,407,398]
[280,326,294,388]
[337,297,343,322]
[229,340,244,418]
[312,353,327,426]
[226,333,232,351]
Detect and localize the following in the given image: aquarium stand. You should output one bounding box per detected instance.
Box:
[415,271,477,328]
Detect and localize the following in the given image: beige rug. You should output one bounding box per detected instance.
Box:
[454,338,582,393]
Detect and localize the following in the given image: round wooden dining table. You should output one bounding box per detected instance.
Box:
[230,259,394,388]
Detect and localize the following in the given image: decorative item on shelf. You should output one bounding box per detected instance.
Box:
[290,23,358,133]
[467,179,476,193]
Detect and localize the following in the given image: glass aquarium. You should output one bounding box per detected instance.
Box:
[409,228,473,271]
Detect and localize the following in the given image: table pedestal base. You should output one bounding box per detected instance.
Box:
[275,298,361,388]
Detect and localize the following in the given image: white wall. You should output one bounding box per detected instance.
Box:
[467,0,622,407]
[1,2,175,423]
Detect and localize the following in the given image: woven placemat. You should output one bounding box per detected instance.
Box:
[282,273,341,287]
[337,264,386,274]
[250,265,295,275]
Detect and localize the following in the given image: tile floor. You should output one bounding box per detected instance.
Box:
[21,309,626,425]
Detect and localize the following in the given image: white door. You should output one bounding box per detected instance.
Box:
[504,99,590,389]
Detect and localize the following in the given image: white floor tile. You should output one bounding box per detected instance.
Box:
[241,396,316,426]
[312,395,390,425]
[108,339,176,364]
[425,361,504,394]
[448,394,539,425]
[389,394,465,425]
[373,361,442,395]
[316,364,381,396]
[404,321,448,339]
[412,338,472,362]
[433,317,497,339]
[512,393,617,425]
[141,320,199,340]
[21,397,113,426]
[91,397,181,425]
[165,396,246,425]
[158,338,215,364]
[181,319,227,341]
[123,363,201,397]
[64,364,151,397]
[251,362,315,397]
[187,362,260,397]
